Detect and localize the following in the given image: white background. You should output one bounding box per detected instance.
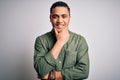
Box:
[0,0,120,80]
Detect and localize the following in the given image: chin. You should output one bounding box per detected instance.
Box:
[56,29,62,33]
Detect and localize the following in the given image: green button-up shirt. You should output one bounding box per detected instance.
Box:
[34,30,89,80]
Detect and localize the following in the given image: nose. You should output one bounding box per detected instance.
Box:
[58,17,63,23]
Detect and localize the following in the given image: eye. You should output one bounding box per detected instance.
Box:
[51,14,58,19]
[62,14,67,18]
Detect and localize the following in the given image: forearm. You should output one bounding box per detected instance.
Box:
[62,65,89,80]
[61,48,89,80]
[61,54,89,80]
[52,28,69,59]
[34,51,56,77]
[51,40,64,59]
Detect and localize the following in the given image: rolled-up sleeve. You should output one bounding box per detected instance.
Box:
[34,37,56,77]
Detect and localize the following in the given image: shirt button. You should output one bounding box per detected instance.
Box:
[59,61,61,63]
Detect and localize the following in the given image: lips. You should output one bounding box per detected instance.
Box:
[55,23,64,29]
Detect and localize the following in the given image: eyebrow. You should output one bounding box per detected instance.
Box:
[51,14,67,16]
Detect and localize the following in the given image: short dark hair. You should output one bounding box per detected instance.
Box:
[50,1,70,15]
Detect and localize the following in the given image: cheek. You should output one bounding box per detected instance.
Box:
[52,19,57,23]
[51,20,56,24]
[65,19,70,24]
[51,20,57,27]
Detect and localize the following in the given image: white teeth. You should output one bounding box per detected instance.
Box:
[57,24,63,26]
[55,24,63,28]
[58,25,62,26]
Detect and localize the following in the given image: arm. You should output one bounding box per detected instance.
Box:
[61,37,89,80]
[34,36,57,78]
[51,27,69,59]
[34,27,69,79]
[51,27,69,80]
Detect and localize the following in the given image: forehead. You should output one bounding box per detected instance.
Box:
[51,7,69,15]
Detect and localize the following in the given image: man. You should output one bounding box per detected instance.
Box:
[34,1,89,80]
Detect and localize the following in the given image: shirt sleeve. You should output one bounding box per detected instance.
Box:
[61,36,89,80]
[34,36,57,77]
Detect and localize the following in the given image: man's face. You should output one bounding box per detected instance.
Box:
[50,7,70,32]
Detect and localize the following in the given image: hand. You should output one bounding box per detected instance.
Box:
[51,27,70,59]
[54,27,70,46]
[55,71,64,80]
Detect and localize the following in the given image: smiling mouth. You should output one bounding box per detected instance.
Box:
[56,24,64,28]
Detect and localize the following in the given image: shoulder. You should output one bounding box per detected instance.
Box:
[36,31,52,40]
[35,31,54,45]
[69,31,88,47]
[69,31,85,41]
[69,31,88,51]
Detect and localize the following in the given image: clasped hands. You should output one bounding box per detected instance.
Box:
[38,71,64,80]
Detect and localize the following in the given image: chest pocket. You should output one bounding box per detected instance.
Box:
[63,50,77,68]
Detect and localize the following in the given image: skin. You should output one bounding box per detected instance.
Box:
[50,7,70,59]
[42,7,71,80]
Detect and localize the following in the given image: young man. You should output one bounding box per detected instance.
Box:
[34,1,89,80]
